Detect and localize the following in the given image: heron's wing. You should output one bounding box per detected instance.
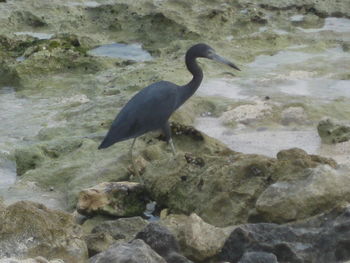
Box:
[99,81,179,148]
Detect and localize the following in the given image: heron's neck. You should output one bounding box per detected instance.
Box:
[178,54,203,104]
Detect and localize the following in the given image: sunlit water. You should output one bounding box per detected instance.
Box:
[89,43,153,61]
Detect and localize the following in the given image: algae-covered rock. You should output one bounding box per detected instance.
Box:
[14,145,46,176]
[77,182,148,217]
[85,216,149,256]
[143,142,337,226]
[0,201,88,262]
[256,165,350,223]
[91,216,149,241]
[317,118,350,144]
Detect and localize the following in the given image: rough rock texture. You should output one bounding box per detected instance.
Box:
[220,101,273,125]
[77,182,148,217]
[318,118,350,144]
[238,252,278,263]
[143,146,336,226]
[89,239,166,263]
[85,216,149,256]
[0,258,64,263]
[161,213,234,262]
[250,0,350,18]
[218,204,350,263]
[256,165,350,223]
[135,223,193,263]
[0,201,88,262]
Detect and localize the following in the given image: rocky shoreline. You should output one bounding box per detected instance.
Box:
[1,0,350,262]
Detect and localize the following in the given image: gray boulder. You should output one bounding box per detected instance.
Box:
[219,204,350,262]
[135,223,192,263]
[89,239,166,263]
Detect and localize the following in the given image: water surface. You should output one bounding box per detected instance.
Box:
[89,43,153,62]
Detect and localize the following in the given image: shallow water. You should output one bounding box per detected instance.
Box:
[0,87,66,207]
[196,117,321,157]
[14,32,54,40]
[0,40,155,206]
[67,1,102,7]
[89,43,153,62]
[196,19,350,165]
[299,17,350,33]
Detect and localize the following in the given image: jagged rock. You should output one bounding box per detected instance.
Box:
[218,204,350,263]
[256,165,350,222]
[161,213,234,261]
[77,182,148,217]
[89,239,166,263]
[317,118,350,144]
[85,216,149,255]
[135,223,193,263]
[0,201,88,262]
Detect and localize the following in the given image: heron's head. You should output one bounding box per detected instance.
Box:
[188,43,241,71]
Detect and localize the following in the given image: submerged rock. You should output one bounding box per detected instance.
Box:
[0,201,87,262]
[89,239,166,263]
[77,182,148,217]
[281,106,308,125]
[218,204,350,263]
[317,118,350,144]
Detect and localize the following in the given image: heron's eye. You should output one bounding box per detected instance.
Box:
[207,49,215,57]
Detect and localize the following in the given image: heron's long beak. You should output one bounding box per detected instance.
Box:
[210,53,241,71]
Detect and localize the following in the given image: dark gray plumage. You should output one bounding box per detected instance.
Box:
[98,43,240,152]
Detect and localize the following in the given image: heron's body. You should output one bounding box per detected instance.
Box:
[98,43,240,177]
[99,81,179,148]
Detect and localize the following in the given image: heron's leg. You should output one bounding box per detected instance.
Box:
[169,138,176,156]
[162,122,176,156]
[129,138,143,184]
